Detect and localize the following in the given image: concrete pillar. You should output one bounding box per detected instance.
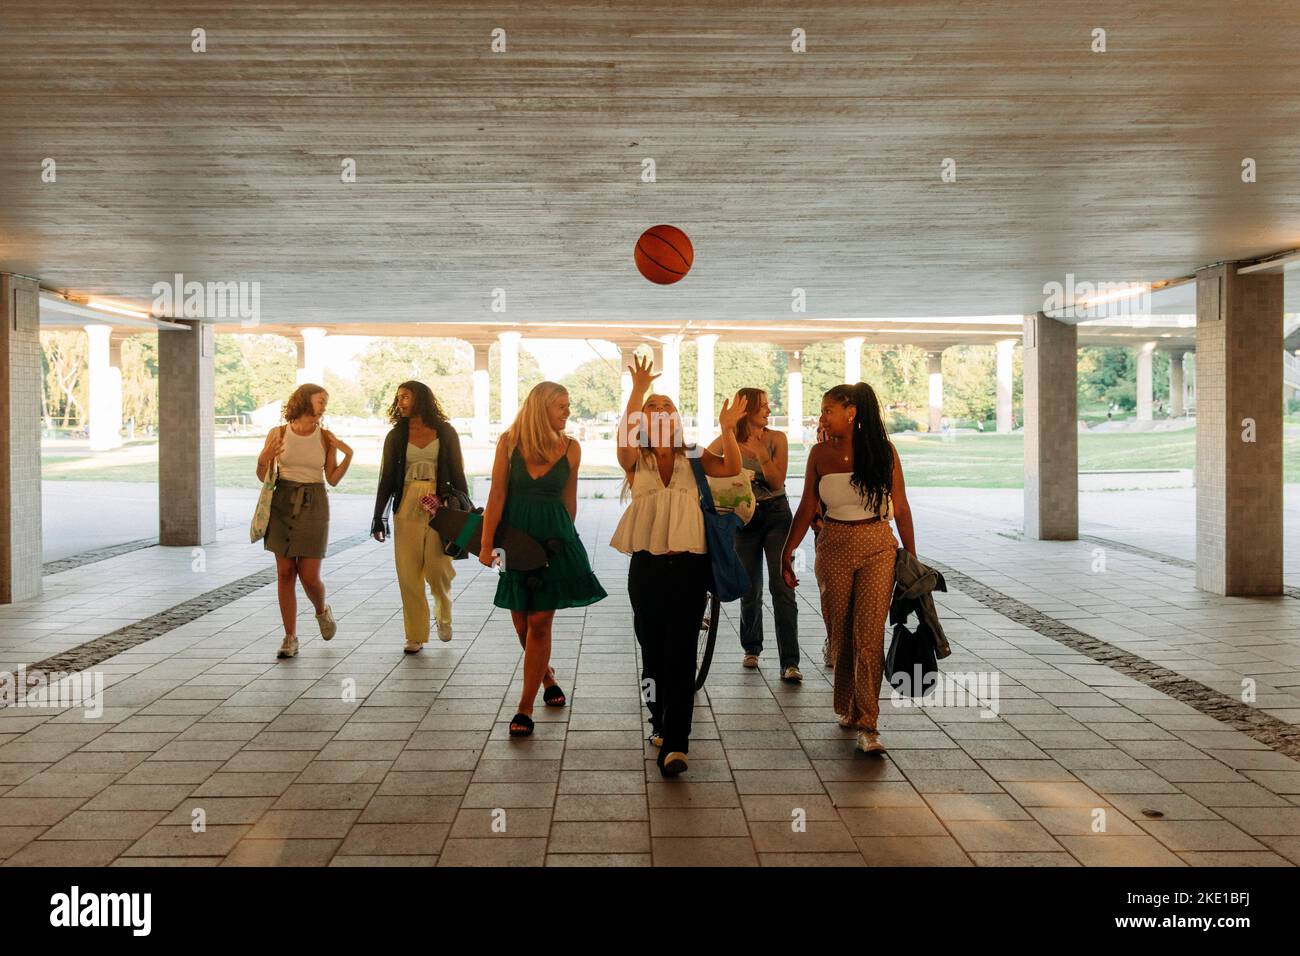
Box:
[1194,264,1282,596]
[696,334,718,435]
[660,334,682,404]
[84,324,124,451]
[158,321,216,546]
[996,338,1015,433]
[1,274,43,604]
[1022,312,1078,540]
[295,326,328,386]
[498,331,521,424]
[652,344,664,383]
[843,336,864,384]
[786,349,804,442]
[471,341,490,443]
[618,343,638,410]
[1136,341,1156,421]
[1168,349,1186,417]
[926,350,944,433]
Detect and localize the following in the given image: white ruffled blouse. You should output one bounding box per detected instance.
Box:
[610,454,706,555]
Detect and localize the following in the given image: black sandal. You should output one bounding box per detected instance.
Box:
[508,712,534,737]
[543,683,567,708]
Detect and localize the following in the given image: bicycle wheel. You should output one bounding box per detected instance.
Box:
[695,592,721,690]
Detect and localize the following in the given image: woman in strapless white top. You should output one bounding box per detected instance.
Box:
[611,355,747,779]
[780,382,916,755]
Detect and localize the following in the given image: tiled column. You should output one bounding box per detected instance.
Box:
[1168,349,1187,417]
[471,341,490,443]
[695,333,717,436]
[786,348,804,442]
[926,349,944,433]
[843,336,864,384]
[85,323,124,451]
[1022,312,1077,540]
[158,321,216,546]
[1194,264,1282,596]
[498,331,521,425]
[996,338,1015,433]
[1136,341,1156,421]
[1,274,43,603]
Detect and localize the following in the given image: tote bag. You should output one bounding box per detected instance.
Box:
[249,426,286,543]
[688,457,750,602]
[706,467,756,526]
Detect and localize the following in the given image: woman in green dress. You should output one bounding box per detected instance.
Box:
[479,381,607,737]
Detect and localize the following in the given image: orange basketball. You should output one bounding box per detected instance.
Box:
[635,224,693,284]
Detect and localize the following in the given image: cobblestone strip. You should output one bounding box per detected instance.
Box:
[42,537,159,575]
[22,533,371,677]
[923,555,1300,760]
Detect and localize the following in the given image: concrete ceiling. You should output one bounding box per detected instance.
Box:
[2,0,1299,328]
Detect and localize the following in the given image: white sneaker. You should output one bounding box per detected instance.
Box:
[856,731,886,754]
[316,605,336,641]
[404,641,423,654]
[435,620,452,643]
[276,635,298,659]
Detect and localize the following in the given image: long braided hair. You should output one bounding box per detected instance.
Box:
[823,382,893,512]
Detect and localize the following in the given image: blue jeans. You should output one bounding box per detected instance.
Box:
[735,496,799,668]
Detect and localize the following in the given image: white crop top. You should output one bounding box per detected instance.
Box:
[277,424,326,483]
[609,454,706,555]
[405,438,439,482]
[818,472,892,521]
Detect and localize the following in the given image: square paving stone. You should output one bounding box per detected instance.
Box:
[925,793,1030,821]
[461,782,558,808]
[651,837,758,866]
[946,820,1063,853]
[221,839,341,866]
[0,797,86,826]
[548,821,651,854]
[437,838,547,867]
[246,810,361,840]
[359,796,462,824]
[272,783,378,811]
[1103,792,1221,821]
[554,794,648,822]
[1137,819,1269,852]
[190,772,299,797]
[123,825,252,858]
[546,853,652,867]
[854,836,972,866]
[1175,851,1292,867]
[1025,806,1144,836]
[450,807,552,838]
[758,852,867,866]
[3,840,133,867]
[338,823,450,855]
[649,808,749,838]
[375,772,472,796]
[969,852,1080,866]
[162,797,277,826]
[838,807,948,837]
[41,810,168,841]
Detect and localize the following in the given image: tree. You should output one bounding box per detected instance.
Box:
[561,357,622,419]
[40,331,87,426]
[120,335,159,431]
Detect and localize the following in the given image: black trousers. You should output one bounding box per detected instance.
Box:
[628,550,710,761]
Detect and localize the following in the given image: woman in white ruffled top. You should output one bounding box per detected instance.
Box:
[611,354,747,778]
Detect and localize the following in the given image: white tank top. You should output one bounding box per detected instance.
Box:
[278,424,325,483]
[819,472,892,521]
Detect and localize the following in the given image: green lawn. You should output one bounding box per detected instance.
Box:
[40,430,1300,490]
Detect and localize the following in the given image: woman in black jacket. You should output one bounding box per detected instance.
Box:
[372,381,470,652]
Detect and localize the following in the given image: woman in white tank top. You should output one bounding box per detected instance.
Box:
[255,383,354,660]
[779,383,916,755]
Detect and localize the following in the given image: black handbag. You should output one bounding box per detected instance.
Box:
[437,482,476,560]
[885,622,939,698]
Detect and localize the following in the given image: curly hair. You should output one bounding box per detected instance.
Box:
[283,383,328,422]
[387,380,448,428]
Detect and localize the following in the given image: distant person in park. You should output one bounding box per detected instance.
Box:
[372,381,469,652]
[611,356,746,777]
[257,383,354,659]
[781,382,916,754]
[480,381,607,738]
[706,387,799,681]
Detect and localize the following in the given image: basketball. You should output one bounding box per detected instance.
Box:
[634,224,693,284]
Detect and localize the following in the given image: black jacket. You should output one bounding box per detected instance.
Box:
[371,416,469,537]
[890,548,951,660]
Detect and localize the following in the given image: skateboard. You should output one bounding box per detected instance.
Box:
[428,508,564,587]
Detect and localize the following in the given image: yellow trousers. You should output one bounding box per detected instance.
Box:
[393,479,455,643]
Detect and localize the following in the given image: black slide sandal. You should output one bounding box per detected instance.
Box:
[508,713,534,737]
[543,683,567,707]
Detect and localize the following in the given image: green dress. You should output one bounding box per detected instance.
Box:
[493,444,608,612]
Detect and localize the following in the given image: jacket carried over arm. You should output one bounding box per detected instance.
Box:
[890,548,951,660]
[371,416,470,537]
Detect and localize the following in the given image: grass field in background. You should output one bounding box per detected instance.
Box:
[41,429,1300,491]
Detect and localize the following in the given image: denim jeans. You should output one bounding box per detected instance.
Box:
[735,496,799,668]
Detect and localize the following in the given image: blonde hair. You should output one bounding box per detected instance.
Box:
[620,393,695,502]
[502,381,569,465]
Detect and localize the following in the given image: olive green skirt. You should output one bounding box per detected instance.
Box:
[264,480,330,558]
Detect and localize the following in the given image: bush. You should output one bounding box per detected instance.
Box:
[886,412,919,433]
[1287,398,1300,415]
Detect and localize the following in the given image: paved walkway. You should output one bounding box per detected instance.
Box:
[2,492,1299,866]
